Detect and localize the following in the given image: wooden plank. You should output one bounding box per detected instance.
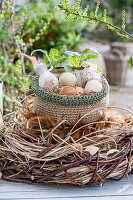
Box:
[0,174,133,199]
[2,197,133,200]
[0,180,133,192]
[1,197,133,200]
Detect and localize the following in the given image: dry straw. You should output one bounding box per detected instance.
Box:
[0,97,133,186]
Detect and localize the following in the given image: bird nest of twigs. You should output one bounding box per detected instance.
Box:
[0,97,133,186]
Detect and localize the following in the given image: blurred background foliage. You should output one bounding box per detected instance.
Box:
[0,0,86,114]
[0,0,133,114]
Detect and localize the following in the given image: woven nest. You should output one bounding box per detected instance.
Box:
[0,97,133,186]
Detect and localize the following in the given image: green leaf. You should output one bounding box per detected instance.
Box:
[57,56,68,63]
[122,10,126,30]
[97,66,102,72]
[31,49,48,56]
[64,51,80,57]
[50,49,59,57]
[128,56,133,69]
[84,54,98,60]
[70,55,77,66]
[43,54,49,63]
[64,65,73,72]
[94,1,100,17]
[70,55,81,67]
[83,48,91,54]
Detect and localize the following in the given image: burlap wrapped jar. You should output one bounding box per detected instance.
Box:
[31,68,109,124]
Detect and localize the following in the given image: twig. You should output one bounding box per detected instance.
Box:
[58,4,133,40]
[10,1,25,74]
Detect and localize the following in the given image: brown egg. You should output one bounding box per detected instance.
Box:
[60,86,77,96]
[76,87,85,95]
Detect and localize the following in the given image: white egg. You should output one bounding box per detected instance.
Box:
[39,71,58,90]
[59,72,77,87]
[85,80,102,94]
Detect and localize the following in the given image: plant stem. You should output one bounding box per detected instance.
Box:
[58,4,133,40]
[10,1,25,74]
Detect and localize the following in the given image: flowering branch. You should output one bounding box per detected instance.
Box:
[58,1,133,40]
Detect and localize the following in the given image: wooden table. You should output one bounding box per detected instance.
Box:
[0,174,133,200]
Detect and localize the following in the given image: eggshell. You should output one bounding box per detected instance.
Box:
[76,87,85,95]
[35,63,47,75]
[39,71,58,90]
[60,86,77,96]
[82,61,98,72]
[85,145,99,156]
[85,80,102,94]
[85,72,101,82]
[59,72,77,87]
